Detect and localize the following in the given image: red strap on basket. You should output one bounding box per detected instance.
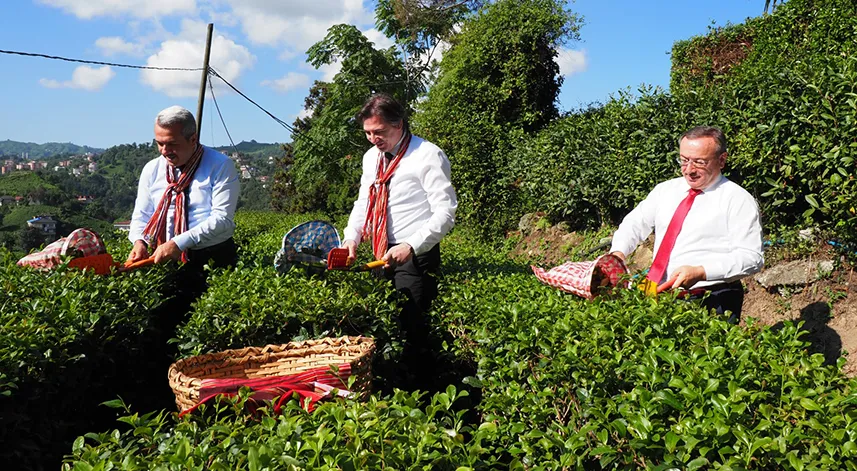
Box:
[178,364,352,418]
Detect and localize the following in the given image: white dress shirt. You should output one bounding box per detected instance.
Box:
[610,175,763,288]
[344,135,458,256]
[129,145,240,251]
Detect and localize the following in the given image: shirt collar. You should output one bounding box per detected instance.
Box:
[388,131,408,156]
[683,173,726,193]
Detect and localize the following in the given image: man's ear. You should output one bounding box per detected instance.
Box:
[190,133,199,146]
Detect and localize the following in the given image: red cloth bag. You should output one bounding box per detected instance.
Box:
[17,228,106,270]
[532,254,629,299]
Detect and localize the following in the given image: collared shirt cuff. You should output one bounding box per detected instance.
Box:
[701,261,727,282]
[171,232,194,252]
[403,235,426,256]
[343,228,362,245]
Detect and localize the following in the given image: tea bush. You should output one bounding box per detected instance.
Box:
[506,0,857,243]
[435,237,857,469]
[64,387,499,471]
[0,247,172,469]
[175,265,402,360]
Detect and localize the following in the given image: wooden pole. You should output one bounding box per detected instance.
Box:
[196,23,214,137]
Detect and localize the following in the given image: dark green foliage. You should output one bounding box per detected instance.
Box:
[175,265,402,359]
[0,171,63,201]
[58,225,857,470]
[281,25,421,214]
[506,0,857,242]
[64,387,496,470]
[237,177,272,211]
[433,232,857,469]
[17,225,45,252]
[416,0,581,235]
[0,246,171,470]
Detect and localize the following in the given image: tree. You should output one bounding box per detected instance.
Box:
[375,0,485,84]
[283,24,420,214]
[416,0,581,234]
[18,226,44,253]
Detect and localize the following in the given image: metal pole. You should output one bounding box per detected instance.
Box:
[196,23,214,137]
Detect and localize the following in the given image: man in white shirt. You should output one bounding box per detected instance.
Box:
[343,93,457,387]
[127,106,240,272]
[610,126,763,322]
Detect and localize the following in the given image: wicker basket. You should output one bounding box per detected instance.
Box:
[167,336,375,412]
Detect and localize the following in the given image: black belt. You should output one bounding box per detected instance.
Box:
[681,280,743,298]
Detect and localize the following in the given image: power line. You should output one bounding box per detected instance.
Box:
[0,48,204,71]
[207,67,299,135]
[207,78,240,158]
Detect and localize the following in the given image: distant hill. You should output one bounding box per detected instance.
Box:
[214,140,284,157]
[0,140,104,159]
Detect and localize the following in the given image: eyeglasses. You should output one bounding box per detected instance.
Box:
[676,157,714,168]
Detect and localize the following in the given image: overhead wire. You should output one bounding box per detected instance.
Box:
[0,48,204,71]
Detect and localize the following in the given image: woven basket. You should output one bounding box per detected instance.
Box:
[167,336,375,412]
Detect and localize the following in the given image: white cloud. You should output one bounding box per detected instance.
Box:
[141,22,256,98]
[298,108,313,120]
[37,0,195,19]
[363,28,395,50]
[95,36,144,56]
[556,48,588,77]
[317,61,343,82]
[39,65,116,91]
[262,72,311,93]
[224,0,374,53]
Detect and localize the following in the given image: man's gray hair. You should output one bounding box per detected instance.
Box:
[156,106,197,140]
[680,126,727,155]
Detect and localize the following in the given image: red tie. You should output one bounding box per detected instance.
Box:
[647,188,703,285]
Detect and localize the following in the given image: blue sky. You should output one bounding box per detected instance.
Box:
[0,0,764,149]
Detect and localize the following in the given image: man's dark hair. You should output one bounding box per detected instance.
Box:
[356,93,409,130]
[680,126,727,155]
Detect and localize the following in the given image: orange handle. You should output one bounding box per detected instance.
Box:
[122,257,156,271]
[350,259,386,272]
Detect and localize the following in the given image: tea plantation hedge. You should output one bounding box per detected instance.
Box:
[506,0,857,243]
[54,217,857,470]
[0,246,173,469]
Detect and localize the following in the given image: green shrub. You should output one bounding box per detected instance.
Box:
[64,387,498,470]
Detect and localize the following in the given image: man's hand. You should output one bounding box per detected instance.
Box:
[658,265,706,291]
[152,240,182,264]
[610,251,626,261]
[383,243,414,268]
[127,240,149,263]
[342,240,359,266]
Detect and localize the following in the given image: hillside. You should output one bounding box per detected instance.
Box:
[213,140,284,157]
[0,140,103,159]
[0,172,61,198]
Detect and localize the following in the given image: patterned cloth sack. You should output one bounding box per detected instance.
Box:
[17,228,107,271]
[531,253,629,300]
[274,220,341,275]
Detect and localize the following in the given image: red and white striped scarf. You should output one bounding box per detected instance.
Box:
[141,144,204,261]
[362,132,412,260]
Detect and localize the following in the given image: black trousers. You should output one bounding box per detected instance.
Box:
[687,280,744,324]
[156,238,238,347]
[382,243,441,389]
